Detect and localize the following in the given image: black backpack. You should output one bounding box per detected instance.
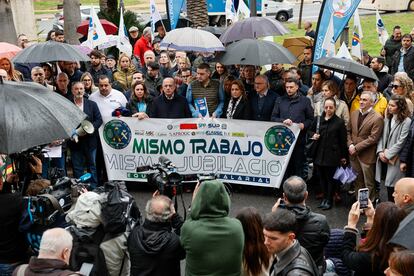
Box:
[69,226,108,276]
[100,181,137,235]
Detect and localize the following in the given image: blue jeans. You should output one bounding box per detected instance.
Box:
[42,155,66,179]
[0,263,18,275]
[71,148,98,187]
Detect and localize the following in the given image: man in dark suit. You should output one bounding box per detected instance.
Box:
[150,78,191,119]
[271,77,314,179]
[250,75,278,121]
[347,91,384,200]
[68,82,103,187]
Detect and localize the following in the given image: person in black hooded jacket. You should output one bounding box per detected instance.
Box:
[272,176,330,275]
[127,195,185,276]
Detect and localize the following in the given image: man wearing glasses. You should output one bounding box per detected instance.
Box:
[250,74,278,121]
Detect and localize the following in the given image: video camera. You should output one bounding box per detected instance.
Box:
[136,156,217,198]
[24,174,91,226]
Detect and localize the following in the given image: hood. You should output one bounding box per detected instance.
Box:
[136,220,173,254]
[190,180,230,220]
[378,65,390,74]
[283,204,311,221]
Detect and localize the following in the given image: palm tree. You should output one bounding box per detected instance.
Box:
[64,0,81,45]
[0,0,17,44]
[99,0,118,13]
[186,0,209,28]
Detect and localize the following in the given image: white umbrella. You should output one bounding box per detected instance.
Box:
[160,27,225,52]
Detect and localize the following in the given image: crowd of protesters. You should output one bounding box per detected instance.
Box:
[1,23,414,276]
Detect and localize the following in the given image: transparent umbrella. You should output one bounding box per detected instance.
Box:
[0,80,86,154]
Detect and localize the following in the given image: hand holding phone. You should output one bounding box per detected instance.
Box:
[358,188,369,209]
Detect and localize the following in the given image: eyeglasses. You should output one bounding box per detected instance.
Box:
[254,82,265,85]
[33,73,43,76]
[392,84,401,89]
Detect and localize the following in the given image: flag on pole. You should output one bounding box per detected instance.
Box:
[84,7,108,49]
[351,9,363,60]
[117,6,132,56]
[376,9,389,46]
[166,0,185,30]
[237,0,250,21]
[336,42,353,60]
[225,0,237,23]
[150,0,163,33]
[322,15,335,57]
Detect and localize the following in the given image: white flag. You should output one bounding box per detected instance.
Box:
[225,0,236,23]
[117,6,132,56]
[322,15,335,57]
[376,9,389,46]
[237,0,250,21]
[336,42,353,60]
[351,9,363,60]
[150,0,162,33]
[85,7,108,49]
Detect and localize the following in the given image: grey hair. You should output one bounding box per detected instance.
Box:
[283,176,307,204]
[31,66,44,74]
[145,196,172,223]
[39,228,72,256]
[143,27,152,35]
[57,72,68,79]
[361,90,377,102]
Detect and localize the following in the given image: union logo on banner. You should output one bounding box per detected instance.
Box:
[332,0,352,18]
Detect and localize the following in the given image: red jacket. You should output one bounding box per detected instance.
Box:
[133,36,153,66]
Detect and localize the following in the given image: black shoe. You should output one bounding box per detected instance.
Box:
[322,201,332,210]
[318,200,327,208]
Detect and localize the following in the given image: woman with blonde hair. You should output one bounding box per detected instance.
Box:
[0,57,23,81]
[80,72,98,96]
[392,72,414,114]
[113,53,136,92]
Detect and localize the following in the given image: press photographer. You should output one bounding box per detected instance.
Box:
[0,169,28,275]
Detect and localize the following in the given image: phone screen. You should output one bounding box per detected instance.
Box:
[358,189,369,209]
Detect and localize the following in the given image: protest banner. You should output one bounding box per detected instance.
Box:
[99,118,300,188]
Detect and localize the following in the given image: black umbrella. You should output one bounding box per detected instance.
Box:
[389,210,414,250]
[144,15,192,32]
[313,56,378,81]
[0,80,86,154]
[12,41,90,63]
[217,39,296,66]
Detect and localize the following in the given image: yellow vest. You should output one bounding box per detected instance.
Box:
[350,93,388,117]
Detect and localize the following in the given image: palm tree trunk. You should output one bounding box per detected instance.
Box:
[0,0,17,44]
[187,0,209,28]
[64,0,81,45]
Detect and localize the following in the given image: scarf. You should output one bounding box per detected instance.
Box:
[226,97,242,119]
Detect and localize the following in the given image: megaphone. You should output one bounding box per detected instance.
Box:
[73,120,94,143]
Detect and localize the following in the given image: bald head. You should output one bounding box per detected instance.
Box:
[145,195,172,222]
[283,176,308,204]
[393,178,414,209]
[38,228,73,264]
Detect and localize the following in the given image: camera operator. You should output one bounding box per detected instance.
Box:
[0,171,28,275]
[21,179,70,255]
[128,192,185,276]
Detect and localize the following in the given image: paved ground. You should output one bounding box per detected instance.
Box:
[128,180,353,229]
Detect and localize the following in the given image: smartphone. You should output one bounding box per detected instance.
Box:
[358,188,369,209]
